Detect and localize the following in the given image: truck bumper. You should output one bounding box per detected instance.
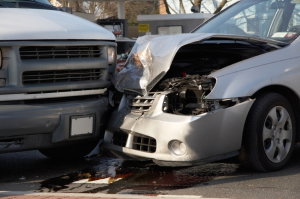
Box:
[0,97,111,153]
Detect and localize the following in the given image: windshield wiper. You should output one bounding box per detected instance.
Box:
[247,37,288,48]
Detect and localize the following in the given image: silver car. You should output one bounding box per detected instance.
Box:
[104,0,300,172]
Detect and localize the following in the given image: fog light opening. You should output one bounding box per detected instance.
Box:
[168,140,187,156]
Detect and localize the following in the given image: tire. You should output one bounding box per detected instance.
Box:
[39,141,98,159]
[239,92,296,172]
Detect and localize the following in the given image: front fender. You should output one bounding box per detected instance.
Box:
[207,57,300,99]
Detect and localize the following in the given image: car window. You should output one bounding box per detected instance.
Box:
[194,0,300,43]
[0,0,57,9]
[220,1,277,37]
[0,0,51,5]
[288,3,300,30]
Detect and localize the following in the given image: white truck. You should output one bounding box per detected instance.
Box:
[0,0,116,158]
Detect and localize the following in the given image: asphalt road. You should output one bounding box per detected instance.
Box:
[1,145,300,199]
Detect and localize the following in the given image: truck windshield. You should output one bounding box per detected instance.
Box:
[194,0,300,43]
[0,0,57,9]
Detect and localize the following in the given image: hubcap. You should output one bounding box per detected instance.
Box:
[263,106,292,163]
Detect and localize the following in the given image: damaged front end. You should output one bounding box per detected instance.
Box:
[154,75,249,116]
[104,34,280,166]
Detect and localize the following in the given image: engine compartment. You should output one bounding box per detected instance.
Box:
[150,39,279,115]
[158,75,215,115]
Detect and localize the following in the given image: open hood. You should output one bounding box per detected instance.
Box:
[0,8,115,41]
[112,33,282,95]
[112,33,214,95]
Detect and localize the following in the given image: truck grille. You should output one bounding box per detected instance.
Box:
[24,95,100,105]
[133,135,156,153]
[128,93,160,113]
[22,69,102,85]
[19,46,102,59]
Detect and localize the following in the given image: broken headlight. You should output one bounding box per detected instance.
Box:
[206,97,250,111]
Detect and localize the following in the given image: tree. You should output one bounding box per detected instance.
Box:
[179,0,186,14]
[163,0,171,14]
[55,1,159,25]
[194,0,202,12]
[162,0,231,14]
[213,0,227,14]
[125,1,159,25]
[161,0,178,14]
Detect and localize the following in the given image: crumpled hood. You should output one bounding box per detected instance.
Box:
[112,33,215,95]
[112,33,285,95]
[0,8,115,40]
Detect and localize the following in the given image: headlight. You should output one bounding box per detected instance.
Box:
[108,46,115,65]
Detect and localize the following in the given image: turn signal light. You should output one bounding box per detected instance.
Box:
[108,47,115,65]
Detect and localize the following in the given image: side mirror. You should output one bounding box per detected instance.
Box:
[121,53,128,59]
[191,5,199,13]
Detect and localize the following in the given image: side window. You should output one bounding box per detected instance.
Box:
[216,1,276,37]
[288,4,300,31]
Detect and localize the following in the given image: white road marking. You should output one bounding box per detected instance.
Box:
[72,177,122,184]
[0,191,230,199]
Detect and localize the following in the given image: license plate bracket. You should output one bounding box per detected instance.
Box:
[70,115,94,137]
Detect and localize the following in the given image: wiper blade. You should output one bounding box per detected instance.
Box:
[247,37,288,47]
[209,34,288,48]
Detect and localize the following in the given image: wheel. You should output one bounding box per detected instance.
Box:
[239,92,296,172]
[39,141,98,159]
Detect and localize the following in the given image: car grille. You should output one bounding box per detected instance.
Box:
[111,132,156,153]
[112,132,128,147]
[128,93,160,113]
[22,69,102,85]
[19,46,102,60]
[133,135,156,153]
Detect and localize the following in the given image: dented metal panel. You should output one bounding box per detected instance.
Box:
[112,33,214,95]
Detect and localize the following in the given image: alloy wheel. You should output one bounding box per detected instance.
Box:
[263,106,292,163]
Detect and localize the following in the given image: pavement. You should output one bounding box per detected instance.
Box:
[2,146,300,199]
[0,191,214,199]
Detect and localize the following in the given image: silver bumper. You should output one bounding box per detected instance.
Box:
[104,95,254,166]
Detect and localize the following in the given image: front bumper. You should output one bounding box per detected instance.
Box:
[0,97,111,153]
[104,94,254,166]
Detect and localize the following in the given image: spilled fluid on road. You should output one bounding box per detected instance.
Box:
[39,158,240,194]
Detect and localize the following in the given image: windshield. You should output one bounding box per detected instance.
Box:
[194,0,300,43]
[0,0,57,9]
[0,0,51,5]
